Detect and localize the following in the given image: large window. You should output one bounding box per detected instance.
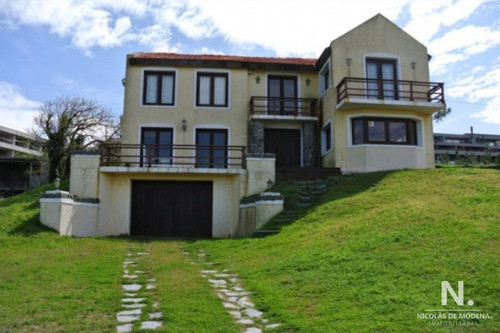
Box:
[319,61,330,96]
[196,129,228,168]
[141,128,173,166]
[143,71,175,106]
[366,58,398,100]
[352,118,417,145]
[196,72,228,107]
[268,75,298,115]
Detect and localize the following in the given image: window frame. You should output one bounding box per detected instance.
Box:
[319,60,331,96]
[351,117,417,146]
[321,120,333,155]
[196,71,229,108]
[142,70,176,106]
[140,127,174,166]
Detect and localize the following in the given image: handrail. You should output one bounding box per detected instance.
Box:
[336,77,445,104]
[250,96,318,117]
[100,143,247,169]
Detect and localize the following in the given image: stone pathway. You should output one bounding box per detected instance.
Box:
[116,246,163,332]
[185,249,282,333]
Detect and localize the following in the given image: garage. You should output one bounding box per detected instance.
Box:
[130,180,213,237]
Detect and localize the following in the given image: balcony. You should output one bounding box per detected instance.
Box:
[249,96,318,121]
[100,144,247,173]
[336,77,445,113]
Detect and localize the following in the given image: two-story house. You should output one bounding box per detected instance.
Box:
[40,14,445,238]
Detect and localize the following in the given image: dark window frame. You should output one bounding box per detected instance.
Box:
[143,71,176,106]
[321,122,332,154]
[140,127,174,166]
[196,72,229,107]
[195,129,228,168]
[351,117,417,146]
[267,75,298,115]
[366,58,399,100]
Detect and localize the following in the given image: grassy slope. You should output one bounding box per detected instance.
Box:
[186,168,500,332]
[0,184,238,332]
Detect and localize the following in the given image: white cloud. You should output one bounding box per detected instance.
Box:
[0,82,40,132]
[448,66,500,124]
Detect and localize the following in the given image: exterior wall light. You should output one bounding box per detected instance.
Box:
[411,61,417,70]
[54,171,60,191]
[346,58,352,67]
[182,118,187,131]
[255,76,261,84]
[121,78,126,87]
[266,178,274,190]
[305,78,311,86]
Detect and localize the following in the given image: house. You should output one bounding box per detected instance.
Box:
[0,124,46,197]
[434,129,500,164]
[40,14,445,238]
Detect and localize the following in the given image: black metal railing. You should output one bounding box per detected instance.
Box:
[250,96,318,117]
[337,77,445,104]
[100,144,247,169]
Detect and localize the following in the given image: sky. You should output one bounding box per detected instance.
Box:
[0,0,499,135]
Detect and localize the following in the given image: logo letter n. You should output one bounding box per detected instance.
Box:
[442,281,464,306]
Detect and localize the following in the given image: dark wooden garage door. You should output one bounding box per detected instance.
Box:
[131,180,213,237]
[264,129,301,167]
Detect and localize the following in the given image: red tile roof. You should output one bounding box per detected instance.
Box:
[129,52,317,67]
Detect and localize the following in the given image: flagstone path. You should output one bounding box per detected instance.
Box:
[116,246,163,333]
[184,249,283,333]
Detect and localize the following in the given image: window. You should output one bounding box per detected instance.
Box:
[140,128,173,166]
[319,61,330,96]
[366,58,398,100]
[143,71,175,105]
[352,118,417,145]
[196,72,228,107]
[268,75,298,115]
[321,122,332,155]
[196,129,228,168]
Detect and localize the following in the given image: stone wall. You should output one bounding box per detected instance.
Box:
[303,122,318,167]
[248,120,264,154]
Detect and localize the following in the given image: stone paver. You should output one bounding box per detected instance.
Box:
[187,249,283,332]
[116,247,163,332]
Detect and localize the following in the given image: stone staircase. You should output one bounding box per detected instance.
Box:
[253,178,330,236]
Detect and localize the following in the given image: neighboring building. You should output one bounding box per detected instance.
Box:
[40,14,446,238]
[0,124,46,196]
[434,129,500,164]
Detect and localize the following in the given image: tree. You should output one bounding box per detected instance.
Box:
[433,107,451,122]
[31,96,118,181]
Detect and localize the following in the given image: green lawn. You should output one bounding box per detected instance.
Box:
[186,168,500,332]
[0,168,498,332]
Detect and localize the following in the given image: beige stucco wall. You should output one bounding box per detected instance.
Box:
[70,154,100,198]
[333,109,435,172]
[96,171,241,238]
[321,14,437,172]
[244,157,276,197]
[121,65,249,150]
[247,69,318,100]
[40,197,98,237]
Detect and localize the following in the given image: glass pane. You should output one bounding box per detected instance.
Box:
[382,63,395,100]
[213,132,226,146]
[158,131,172,163]
[283,79,296,114]
[367,120,385,142]
[366,63,378,99]
[142,131,156,145]
[389,122,407,143]
[268,79,280,114]
[353,119,364,145]
[161,75,173,104]
[198,76,210,105]
[196,132,210,168]
[145,75,158,103]
[212,132,227,167]
[213,76,226,105]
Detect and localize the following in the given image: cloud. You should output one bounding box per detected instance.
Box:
[0,81,40,132]
[448,66,500,124]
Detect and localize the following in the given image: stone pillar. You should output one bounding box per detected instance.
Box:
[249,120,264,154]
[303,122,318,167]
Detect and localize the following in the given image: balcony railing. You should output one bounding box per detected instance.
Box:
[250,96,318,117]
[337,77,445,104]
[100,144,247,169]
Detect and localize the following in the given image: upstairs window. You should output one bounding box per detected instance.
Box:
[196,72,228,107]
[352,118,417,145]
[319,61,330,96]
[366,58,398,100]
[321,121,332,155]
[143,71,175,106]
